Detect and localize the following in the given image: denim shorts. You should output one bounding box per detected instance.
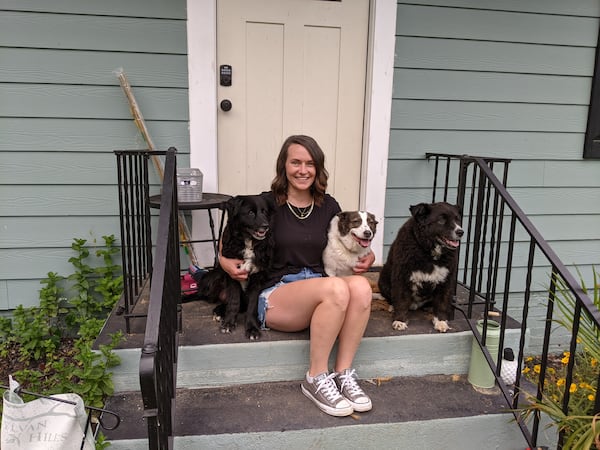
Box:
[257,267,323,330]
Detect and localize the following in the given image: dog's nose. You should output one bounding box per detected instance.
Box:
[364,230,372,239]
[456,228,464,238]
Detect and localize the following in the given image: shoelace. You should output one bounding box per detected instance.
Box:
[315,373,343,401]
[338,369,364,396]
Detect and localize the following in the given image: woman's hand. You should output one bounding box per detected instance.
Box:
[353,250,375,274]
[219,254,249,281]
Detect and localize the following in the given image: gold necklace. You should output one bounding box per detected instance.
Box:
[286,199,314,220]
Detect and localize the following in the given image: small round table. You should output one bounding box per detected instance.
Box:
[149,192,231,267]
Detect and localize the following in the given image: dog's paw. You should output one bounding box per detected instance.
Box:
[392,320,408,331]
[220,321,236,334]
[212,304,226,322]
[433,317,450,333]
[246,327,261,341]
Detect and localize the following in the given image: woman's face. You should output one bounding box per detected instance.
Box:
[285,143,316,193]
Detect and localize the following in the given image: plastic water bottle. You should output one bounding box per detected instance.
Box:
[500,348,518,386]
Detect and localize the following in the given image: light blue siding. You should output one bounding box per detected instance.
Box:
[0,119,191,153]
[386,1,600,255]
[386,0,600,350]
[0,12,186,53]
[0,1,189,310]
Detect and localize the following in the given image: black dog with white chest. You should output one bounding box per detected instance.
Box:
[378,202,463,333]
[198,193,275,340]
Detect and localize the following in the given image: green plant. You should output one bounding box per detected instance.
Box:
[0,235,124,449]
[521,267,600,449]
[94,235,124,311]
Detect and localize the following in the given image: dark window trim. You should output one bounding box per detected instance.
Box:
[583,23,600,159]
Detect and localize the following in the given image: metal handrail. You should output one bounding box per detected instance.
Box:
[427,153,600,448]
[138,147,181,450]
[114,149,163,332]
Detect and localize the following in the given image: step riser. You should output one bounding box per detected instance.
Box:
[106,414,542,449]
[110,330,525,392]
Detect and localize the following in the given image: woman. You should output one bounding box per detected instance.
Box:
[219,135,375,417]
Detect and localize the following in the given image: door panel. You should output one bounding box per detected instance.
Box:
[217,0,369,209]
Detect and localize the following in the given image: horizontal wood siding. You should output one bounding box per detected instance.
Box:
[388,1,600,350]
[0,1,188,309]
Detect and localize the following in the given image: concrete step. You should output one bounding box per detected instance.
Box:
[97,281,530,448]
[103,298,523,392]
[103,374,529,449]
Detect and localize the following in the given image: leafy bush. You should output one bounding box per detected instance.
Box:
[0,235,124,449]
[521,267,600,449]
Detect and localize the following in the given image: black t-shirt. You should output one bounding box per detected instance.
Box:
[263,191,341,288]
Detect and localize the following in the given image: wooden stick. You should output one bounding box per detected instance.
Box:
[115,68,199,266]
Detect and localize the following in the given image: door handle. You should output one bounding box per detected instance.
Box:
[220,99,232,112]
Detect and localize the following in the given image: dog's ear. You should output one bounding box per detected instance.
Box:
[336,211,351,234]
[226,196,244,217]
[367,212,378,226]
[409,203,430,220]
[259,191,276,212]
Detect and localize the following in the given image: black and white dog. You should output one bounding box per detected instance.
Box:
[323,211,378,277]
[378,202,463,333]
[198,193,274,340]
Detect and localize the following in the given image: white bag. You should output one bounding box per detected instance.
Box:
[1,377,95,450]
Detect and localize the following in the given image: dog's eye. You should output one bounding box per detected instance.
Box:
[438,217,446,225]
[248,211,255,218]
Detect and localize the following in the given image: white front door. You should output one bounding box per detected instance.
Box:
[216,0,369,210]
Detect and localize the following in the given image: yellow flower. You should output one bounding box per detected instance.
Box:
[561,353,570,364]
[522,367,530,374]
[547,367,556,375]
[579,382,592,390]
[534,364,541,374]
[569,383,577,394]
[591,358,598,368]
[557,378,566,387]
[525,356,533,362]
[576,338,582,344]
[588,394,596,402]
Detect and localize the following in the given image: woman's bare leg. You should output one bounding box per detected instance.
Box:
[266,277,350,376]
[334,275,372,372]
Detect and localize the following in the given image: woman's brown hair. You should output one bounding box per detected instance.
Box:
[271,135,329,206]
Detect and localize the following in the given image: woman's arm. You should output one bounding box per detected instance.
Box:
[218,241,249,281]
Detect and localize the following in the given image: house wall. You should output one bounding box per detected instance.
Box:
[2,0,599,341]
[0,1,190,309]
[387,0,600,348]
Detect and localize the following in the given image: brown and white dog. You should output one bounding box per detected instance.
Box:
[378,202,463,333]
[323,211,378,277]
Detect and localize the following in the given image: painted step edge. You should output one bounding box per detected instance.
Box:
[106,413,557,450]
[109,329,527,392]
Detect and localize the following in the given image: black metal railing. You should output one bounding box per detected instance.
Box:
[114,149,162,332]
[427,153,600,448]
[139,147,181,450]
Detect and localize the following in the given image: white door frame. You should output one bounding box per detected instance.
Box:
[186,0,396,264]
